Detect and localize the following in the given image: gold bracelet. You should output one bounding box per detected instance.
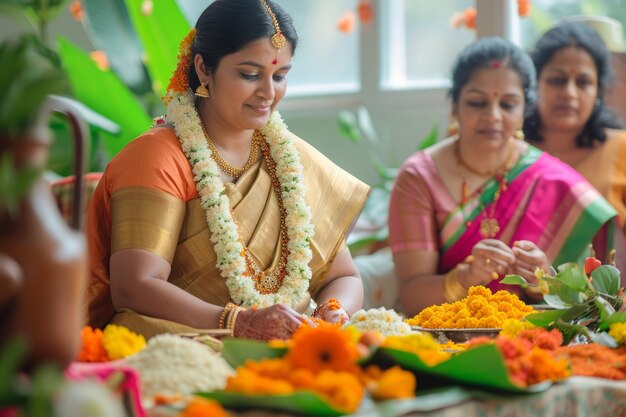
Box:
[219,302,238,329]
[227,307,244,336]
[443,267,467,303]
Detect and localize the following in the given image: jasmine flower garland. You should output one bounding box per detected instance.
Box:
[163,90,314,308]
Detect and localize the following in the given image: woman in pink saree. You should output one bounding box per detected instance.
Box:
[389,38,621,316]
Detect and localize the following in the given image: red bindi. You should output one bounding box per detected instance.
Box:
[490,60,501,68]
[272,58,278,65]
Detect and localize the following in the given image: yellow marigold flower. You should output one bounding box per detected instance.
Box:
[102,324,146,360]
[500,318,535,338]
[314,370,364,413]
[609,322,626,345]
[370,366,416,400]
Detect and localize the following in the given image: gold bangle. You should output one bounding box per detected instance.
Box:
[219,302,238,329]
[443,267,467,303]
[227,307,244,336]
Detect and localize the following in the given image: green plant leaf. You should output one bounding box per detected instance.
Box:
[57,37,152,158]
[560,303,593,322]
[198,391,347,417]
[555,263,588,292]
[82,0,150,92]
[417,123,439,150]
[542,276,583,305]
[591,265,620,296]
[356,106,378,144]
[553,320,591,345]
[337,110,364,143]
[500,275,528,286]
[599,310,626,331]
[542,294,569,309]
[524,309,569,327]
[0,338,27,405]
[124,0,190,96]
[594,296,616,322]
[221,338,287,369]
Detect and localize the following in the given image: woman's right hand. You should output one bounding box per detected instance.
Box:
[233,304,309,341]
[458,239,516,288]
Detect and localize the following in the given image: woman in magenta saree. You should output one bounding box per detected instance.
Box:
[389,37,621,316]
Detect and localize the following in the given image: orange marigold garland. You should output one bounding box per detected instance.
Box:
[451,1,531,30]
[163,28,197,104]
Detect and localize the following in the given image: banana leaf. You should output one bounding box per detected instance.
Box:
[124,0,190,96]
[198,391,346,417]
[57,37,151,159]
[375,345,552,393]
[221,338,287,369]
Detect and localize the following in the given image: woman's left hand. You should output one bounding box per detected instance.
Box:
[510,240,550,285]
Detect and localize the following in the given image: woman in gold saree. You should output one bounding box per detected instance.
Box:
[84,0,369,340]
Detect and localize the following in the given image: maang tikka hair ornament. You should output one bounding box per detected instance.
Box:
[260,0,285,65]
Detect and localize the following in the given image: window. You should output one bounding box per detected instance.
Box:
[381,0,475,89]
[520,0,626,49]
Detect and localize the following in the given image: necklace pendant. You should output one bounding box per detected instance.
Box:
[480,218,500,238]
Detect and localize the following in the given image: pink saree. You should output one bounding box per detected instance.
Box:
[389,146,618,297]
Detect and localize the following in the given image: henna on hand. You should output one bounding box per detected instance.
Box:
[233,304,304,341]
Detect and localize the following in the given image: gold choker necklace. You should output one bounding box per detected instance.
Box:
[201,126,261,178]
[454,138,516,177]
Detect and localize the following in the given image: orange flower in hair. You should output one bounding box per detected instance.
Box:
[163,28,197,103]
[285,325,360,374]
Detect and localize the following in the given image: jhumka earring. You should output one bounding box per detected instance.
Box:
[195,83,209,98]
[514,128,525,141]
[261,0,285,65]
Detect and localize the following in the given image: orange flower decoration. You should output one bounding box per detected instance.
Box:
[78,326,109,362]
[357,1,374,23]
[180,397,229,417]
[90,50,109,71]
[163,28,197,103]
[370,366,416,400]
[337,11,356,34]
[464,8,477,30]
[518,0,532,17]
[69,0,84,22]
[285,325,360,374]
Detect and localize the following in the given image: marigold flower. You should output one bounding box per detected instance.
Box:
[518,0,532,17]
[357,1,374,23]
[285,325,360,374]
[370,366,416,400]
[90,50,109,71]
[337,11,356,34]
[609,322,626,345]
[180,397,229,417]
[69,0,84,22]
[78,326,109,362]
[314,370,364,413]
[102,324,146,360]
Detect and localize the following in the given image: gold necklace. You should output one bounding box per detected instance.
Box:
[201,125,261,178]
[454,138,516,177]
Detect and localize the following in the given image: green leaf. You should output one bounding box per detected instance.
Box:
[542,276,583,305]
[377,345,550,393]
[555,263,588,292]
[553,320,588,345]
[591,265,620,296]
[82,0,150,92]
[198,391,347,417]
[542,294,569,309]
[221,338,287,369]
[560,304,593,322]
[57,37,152,158]
[594,296,616,322]
[337,110,364,143]
[124,0,190,96]
[524,309,569,327]
[0,338,27,405]
[356,106,378,144]
[417,123,439,150]
[599,310,626,331]
[500,275,528,286]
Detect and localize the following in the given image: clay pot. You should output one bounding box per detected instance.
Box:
[0,106,87,370]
